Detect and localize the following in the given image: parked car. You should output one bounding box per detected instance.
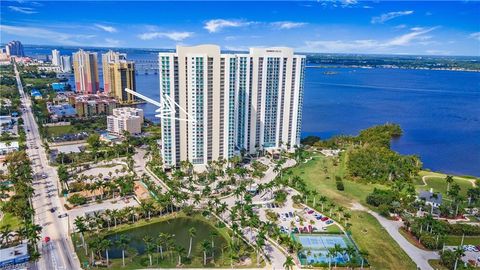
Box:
[58,213,68,218]
[326,220,334,225]
[321,217,329,221]
[307,210,314,214]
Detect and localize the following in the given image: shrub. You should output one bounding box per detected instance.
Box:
[336,180,344,191]
[378,204,391,217]
[67,194,87,206]
[366,188,397,207]
[439,250,456,269]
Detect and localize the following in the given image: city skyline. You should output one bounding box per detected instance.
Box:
[0,1,479,56]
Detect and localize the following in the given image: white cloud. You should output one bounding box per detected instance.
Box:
[8,6,37,14]
[94,24,117,33]
[395,24,407,29]
[271,21,307,30]
[387,27,437,46]
[302,27,438,53]
[204,19,252,33]
[138,31,193,41]
[469,32,480,41]
[0,25,95,46]
[371,10,414,24]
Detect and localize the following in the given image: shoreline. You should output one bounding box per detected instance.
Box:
[306,65,480,72]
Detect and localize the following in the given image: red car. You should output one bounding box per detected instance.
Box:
[44,236,51,243]
[307,210,314,214]
[321,217,329,221]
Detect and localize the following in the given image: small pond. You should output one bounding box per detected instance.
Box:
[106,217,227,259]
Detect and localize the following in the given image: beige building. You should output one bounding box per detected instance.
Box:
[73,49,100,94]
[68,94,118,117]
[158,45,305,168]
[102,51,136,103]
[107,107,144,135]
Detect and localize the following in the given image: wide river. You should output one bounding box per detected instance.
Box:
[25,47,480,176]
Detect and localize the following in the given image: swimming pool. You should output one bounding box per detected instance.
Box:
[293,234,354,265]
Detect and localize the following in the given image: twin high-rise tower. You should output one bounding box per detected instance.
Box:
[72,49,136,103]
[158,45,305,169]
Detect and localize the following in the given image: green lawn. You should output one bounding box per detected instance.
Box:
[416,171,477,198]
[349,211,417,269]
[324,224,342,234]
[286,154,417,269]
[287,155,385,208]
[0,212,21,230]
[428,259,448,270]
[444,235,480,246]
[45,125,74,137]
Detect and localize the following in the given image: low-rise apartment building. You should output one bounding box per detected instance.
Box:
[107,107,144,135]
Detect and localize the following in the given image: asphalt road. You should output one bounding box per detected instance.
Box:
[14,63,81,270]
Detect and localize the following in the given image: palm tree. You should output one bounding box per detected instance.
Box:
[333,243,342,268]
[319,196,327,212]
[157,232,169,260]
[255,237,265,267]
[283,255,295,270]
[445,175,454,192]
[453,246,465,270]
[175,245,186,265]
[358,249,369,269]
[201,240,211,265]
[210,231,218,263]
[344,246,356,270]
[1,224,13,246]
[115,235,130,267]
[327,247,336,269]
[187,227,196,258]
[143,235,155,266]
[311,189,319,207]
[100,238,111,267]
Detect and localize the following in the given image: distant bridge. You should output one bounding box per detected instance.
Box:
[132,59,159,75]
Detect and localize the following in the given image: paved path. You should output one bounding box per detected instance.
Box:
[352,203,439,270]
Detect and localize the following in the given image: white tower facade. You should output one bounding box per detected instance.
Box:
[158,45,305,169]
[51,49,61,66]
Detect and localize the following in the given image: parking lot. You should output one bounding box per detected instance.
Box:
[256,188,338,235]
[446,245,480,267]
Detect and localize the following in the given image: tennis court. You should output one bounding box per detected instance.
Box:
[293,234,355,265]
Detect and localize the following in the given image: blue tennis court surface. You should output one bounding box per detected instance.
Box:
[293,234,354,265]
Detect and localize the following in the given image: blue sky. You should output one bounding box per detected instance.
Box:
[1,1,479,56]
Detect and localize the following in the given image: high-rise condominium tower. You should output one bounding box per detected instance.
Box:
[73,49,100,94]
[102,51,136,103]
[51,49,61,66]
[5,41,24,57]
[158,45,305,169]
[60,56,72,73]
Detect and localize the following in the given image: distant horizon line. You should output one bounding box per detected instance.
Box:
[8,43,480,58]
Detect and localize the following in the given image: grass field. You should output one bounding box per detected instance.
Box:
[349,211,417,269]
[287,155,386,207]
[0,212,21,230]
[45,125,74,137]
[428,259,448,270]
[286,154,417,269]
[416,171,477,198]
[444,235,480,246]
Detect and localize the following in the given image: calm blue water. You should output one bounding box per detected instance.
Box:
[24,46,480,176]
